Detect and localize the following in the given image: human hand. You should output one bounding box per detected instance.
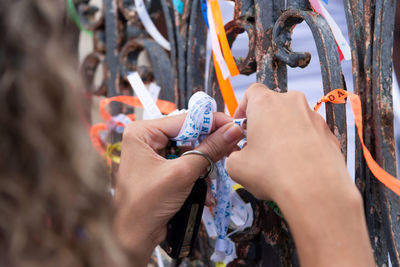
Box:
[227,83,354,201]
[113,113,244,265]
[226,83,374,267]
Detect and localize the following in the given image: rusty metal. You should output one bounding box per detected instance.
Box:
[77,0,399,265]
[343,0,400,265]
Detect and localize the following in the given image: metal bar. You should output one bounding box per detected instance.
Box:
[78,0,400,265]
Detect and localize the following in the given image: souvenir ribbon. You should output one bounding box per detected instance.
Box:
[172,92,216,142]
[213,56,238,117]
[314,89,400,196]
[135,90,239,263]
[89,74,176,161]
[134,0,171,51]
[210,159,237,264]
[309,0,351,61]
[91,94,174,158]
[227,190,253,234]
[200,0,209,28]
[208,0,239,77]
[106,142,122,164]
[171,92,237,264]
[207,1,230,79]
[206,0,239,116]
[173,0,184,14]
[99,95,175,122]
[67,0,93,36]
[202,207,218,237]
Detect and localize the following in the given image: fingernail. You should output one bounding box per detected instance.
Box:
[223,123,243,143]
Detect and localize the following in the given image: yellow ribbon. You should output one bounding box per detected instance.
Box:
[105,142,122,164]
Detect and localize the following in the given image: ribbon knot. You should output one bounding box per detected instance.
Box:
[173,92,216,145]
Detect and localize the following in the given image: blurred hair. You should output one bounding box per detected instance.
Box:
[0,1,125,266]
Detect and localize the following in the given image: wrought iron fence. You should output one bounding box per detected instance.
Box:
[76,0,399,265]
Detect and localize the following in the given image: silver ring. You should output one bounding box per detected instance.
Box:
[181,150,214,179]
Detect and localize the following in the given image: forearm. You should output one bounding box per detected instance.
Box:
[113,194,160,267]
[275,176,374,267]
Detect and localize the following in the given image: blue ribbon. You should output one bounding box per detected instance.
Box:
[173,0,184,14]
[172,92,234,261]
[200,0,209,28]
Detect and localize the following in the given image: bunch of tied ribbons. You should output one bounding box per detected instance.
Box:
[198,0,351,117]
[90,74,400,265]
[90,72,255,265]
[125,0,351,117]
[89,74,176,165]
[87,1,400,266]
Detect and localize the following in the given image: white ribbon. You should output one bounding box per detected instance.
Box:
[309,0,351,60]
[173,92,216,144]
[228,190,253,233]
[172,92,238,264]
[134,0,171,51]
[202,207,218,238]
[122,86,246,264]
[318,1,351,60]
[127,72,163,119]
[206,0,230,79]
[143,82,161,120]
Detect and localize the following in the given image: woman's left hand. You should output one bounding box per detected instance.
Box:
[113,113,244,265]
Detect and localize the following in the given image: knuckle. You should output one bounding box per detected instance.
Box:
[122,120,145,140]
[347,188,363,210]
[248,83,268,92]
[247,83,271,100]
[252,90,274,107]
[312,112,327,126]
[201,138,221,162]
[226,151,239,175]
[287,90,310,111]
[288,90,307,102]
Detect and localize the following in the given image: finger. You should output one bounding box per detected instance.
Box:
[173,122,244,185]
[148,112,232,137]
[226,149,248,185]
[126,112,232,140]
[311,112,342,150]
[227,145,241,157]
[196,122,244,162]
[234,83,276,118]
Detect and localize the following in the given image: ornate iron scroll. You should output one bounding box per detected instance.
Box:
[76,0,399,265]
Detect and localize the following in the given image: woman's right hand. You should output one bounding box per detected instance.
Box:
[226,83,374,267]
[226,83,355,201]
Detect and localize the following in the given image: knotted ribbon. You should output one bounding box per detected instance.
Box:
[172,92,237,263]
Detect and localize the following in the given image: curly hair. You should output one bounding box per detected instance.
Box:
[0,1,126,266]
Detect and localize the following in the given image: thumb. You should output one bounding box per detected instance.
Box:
[175,122,244,184]
[226,149,248,185]
[197,122,244,162]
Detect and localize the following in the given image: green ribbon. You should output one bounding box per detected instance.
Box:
[67,0,93,37]
[266,201,284,219]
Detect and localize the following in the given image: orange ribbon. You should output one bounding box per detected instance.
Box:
[90,95,176,159]
[208,0,239,117]
[209,0,239,77]
[90,123,108,155]
[213,55,238,116]
[99,95,176,122]
[315,89,400,196]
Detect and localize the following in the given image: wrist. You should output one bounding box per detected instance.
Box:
[114,222,158,266]
[274,175,372,266]
[113,204,160,266]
